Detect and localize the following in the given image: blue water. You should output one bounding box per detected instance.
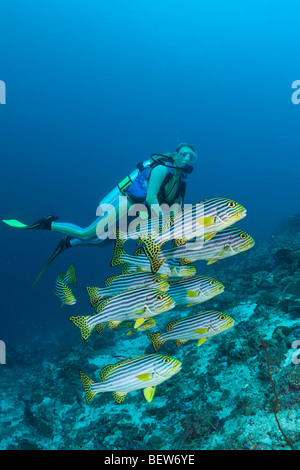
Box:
[0,0,299,410]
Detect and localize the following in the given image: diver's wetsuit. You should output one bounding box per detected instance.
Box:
[52,160,187,247]
[2,155,190,285]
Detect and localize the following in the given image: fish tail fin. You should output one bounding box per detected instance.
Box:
[147,332,165,351]
[66,263,77,285]
[110,229,127,267]
[85,286,102,306]
[120,262,131,274]
[69,315,94,340]
[79,371,98,404]
[140,235,166,274]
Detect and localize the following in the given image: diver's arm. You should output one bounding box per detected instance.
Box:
[146,165,168,216]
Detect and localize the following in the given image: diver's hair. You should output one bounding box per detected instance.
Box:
[176,143,195,153]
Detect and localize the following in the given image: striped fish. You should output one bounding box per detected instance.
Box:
[148,310,234,351]
[111,237,196,278]
[86,272,170,305]
[130,197,247,273]
[119,197,246,242]
[158,227,255,265]
[80,353,181,403]
[168,275,224,306]
[69,286,175,340]
[54,264,77,306]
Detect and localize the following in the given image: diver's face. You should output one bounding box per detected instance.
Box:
[175,147,196,167]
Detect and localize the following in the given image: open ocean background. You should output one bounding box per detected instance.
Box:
[1,0,299,346]
[0,1,299,452]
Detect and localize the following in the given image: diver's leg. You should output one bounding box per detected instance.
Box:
[32,195,132,285]
[3,188,129,241]
[50,219,102,240]
[51,196,130,240]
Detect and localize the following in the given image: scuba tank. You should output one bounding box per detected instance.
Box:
[98,154,193,207]
[98,154,176,207]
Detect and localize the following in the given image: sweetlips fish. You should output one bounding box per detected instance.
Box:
[130,197,247,273]
[168,275,224,306]
[111,233,196,278]
[85,271,169,305]
[54,264,77,306]
[148,310,234,351]
[69,286,175,340]
[80,353,182,403]
[155,226,255,266]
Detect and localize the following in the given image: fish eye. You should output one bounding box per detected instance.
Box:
[228,202,236,208]
[163,357,170,363]
[156,294,163,300]
[240,233,246,239]
[154,278,160,283]
[220,315,225,320]
[210,280,216,285]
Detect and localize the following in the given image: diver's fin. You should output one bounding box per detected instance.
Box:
[3,215,58,230]
[32,235,72,286]
[2,219,29,229]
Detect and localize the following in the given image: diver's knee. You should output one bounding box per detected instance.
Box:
[80,231,97,241]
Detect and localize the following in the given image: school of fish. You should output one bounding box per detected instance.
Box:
[54,196,254,404]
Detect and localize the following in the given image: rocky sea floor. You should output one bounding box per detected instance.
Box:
[0,216,300,450]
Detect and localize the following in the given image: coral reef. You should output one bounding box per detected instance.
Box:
[0,216,299,450]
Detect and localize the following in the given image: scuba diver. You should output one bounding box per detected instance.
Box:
[3,143,197,283]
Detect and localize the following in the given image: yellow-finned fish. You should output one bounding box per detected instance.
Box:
[158,226,255,266]
[128,197,247,273]
[54,264,77,306]
[148,310,234,350]
[80,353,181,404]
[110,235,196,279]
[69,286,175,340]
[86,272,169,305]
[168,275,224,306]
